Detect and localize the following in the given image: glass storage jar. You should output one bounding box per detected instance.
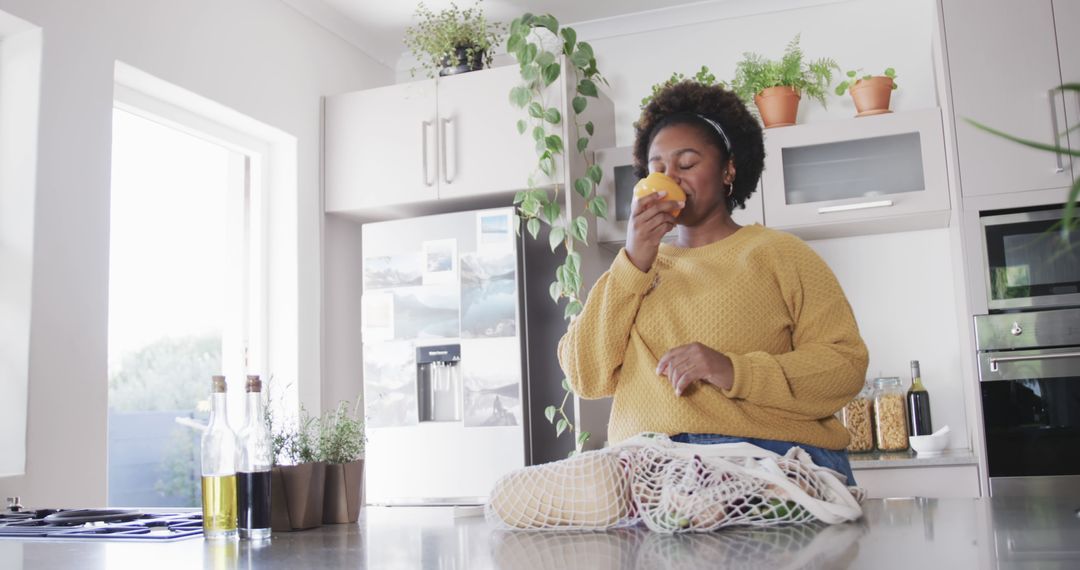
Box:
[872,377,910,451]
[841,380,875,453]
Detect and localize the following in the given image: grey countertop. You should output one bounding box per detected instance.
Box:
[849,448,978,469]
[4,498,1079,569]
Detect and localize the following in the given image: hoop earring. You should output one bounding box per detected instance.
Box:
[726,183,733,197]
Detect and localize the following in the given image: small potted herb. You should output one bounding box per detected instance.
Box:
[641,65,727,108]
[267,404,326,531]
[731,34,839,128]
[319,400,366,524]
[835,67,898,116]
[403,0,504,78]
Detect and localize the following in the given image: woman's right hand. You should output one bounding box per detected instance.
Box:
[625,191,682,272]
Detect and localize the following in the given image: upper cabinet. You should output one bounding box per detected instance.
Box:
[325,64,562,213]
[760,109,950,239]
[942,0,1076,197]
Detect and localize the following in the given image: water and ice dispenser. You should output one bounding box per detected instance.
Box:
[416,344,462,422]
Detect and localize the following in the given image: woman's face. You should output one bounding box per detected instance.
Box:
[646,122,732,227]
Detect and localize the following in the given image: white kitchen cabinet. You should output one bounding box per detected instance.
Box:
[1055,0,1080,178]
[942,0,1075,197]
[325,80,437,211]
[325,64,563,213]
[760,109,950,239]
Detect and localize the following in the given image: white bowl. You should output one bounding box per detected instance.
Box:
[909,430,949,456]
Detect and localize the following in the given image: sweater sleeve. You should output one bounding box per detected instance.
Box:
[720,240,868,420]
[557,249,657,399]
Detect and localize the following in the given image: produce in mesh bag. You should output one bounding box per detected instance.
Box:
[486,433,863,533]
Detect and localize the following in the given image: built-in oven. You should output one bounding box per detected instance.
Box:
[975,308,1080,497]
[980,207,1080,311]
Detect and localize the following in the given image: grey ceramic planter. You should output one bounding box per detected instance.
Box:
[270,462,326,531]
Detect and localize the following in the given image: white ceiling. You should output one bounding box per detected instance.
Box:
[280,0,733,68]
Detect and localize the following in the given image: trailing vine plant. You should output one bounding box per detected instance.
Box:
[506,13,607,455]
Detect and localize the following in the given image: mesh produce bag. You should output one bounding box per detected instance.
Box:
[486,433,863,533]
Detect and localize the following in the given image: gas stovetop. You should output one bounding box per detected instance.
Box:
[0,507,203,542]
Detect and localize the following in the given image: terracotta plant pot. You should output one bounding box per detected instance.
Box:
[849,76,894,117]
[753,86,801,128]
[323,459,365,524]
[270,462,327,531]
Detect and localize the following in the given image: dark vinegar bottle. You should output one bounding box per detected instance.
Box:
[236,375,272,539]
[907,360,933,436]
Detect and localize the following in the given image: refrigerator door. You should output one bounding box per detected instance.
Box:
[361,208,526,504]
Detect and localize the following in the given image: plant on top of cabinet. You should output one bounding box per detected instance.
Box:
[640,65,727,108]
[835,67,898,117]
[731,34,839,128]
[966,83,1080,238]
[403,0,504,78]
[506,13,608,455]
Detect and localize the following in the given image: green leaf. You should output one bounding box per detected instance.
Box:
[564,300,583,318]
[535,52,555,68]
[576,430,591,447]
[516,119,526,135]
[543,201,561,225]
[545,135,564,154]
[506,33,523,56]
[561,27,577,54]
[512,191,527,205]
[510,18,524,39]
[577,136,589,153]
[549,280,561,302]
[577,42,594,62]
[542,62,561,87]
[567,251,581,272]
[528,101,543,119]
[548,226,565,251]
[535,137,546,154]
[527,217,540,239]
[544,405,557,424]
[567,450,577,458]
[588,197,609,219]
[572,216,589,244]
[966,118,1079,157]
[538,155,554,177]
[572,96,587,114]
[885,67,896,77]
[523,43,538,65]
[512,213,522,235]
[577,78,598,98]
[585,121,594,136]
[534,14,558,34]
[532,126,546,142]
[544,107,562,125]
[586,164,602,184]
[521,62,540,82]
[521,196,540,216]
[556,418,568,437]
[561,378,572,391]
[570,48,590,68]
[509,86,530,108]
[573,177,591,197]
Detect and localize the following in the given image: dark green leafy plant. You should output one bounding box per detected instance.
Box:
[403,0,504,78]
[835,67,898,95]
[731,34,838,108]
[319,400,366,465]
[965,83,1080,239]
[506,13,607,454]
[641,65,727,108]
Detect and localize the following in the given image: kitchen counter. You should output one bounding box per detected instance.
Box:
[3,498,1079,569]
[849,448,978,469]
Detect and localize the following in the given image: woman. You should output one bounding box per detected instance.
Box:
[557,82,868,483]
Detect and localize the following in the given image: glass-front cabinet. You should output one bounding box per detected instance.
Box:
[760,108,950,239]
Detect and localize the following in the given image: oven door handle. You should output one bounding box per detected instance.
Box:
[990,351,1080,372]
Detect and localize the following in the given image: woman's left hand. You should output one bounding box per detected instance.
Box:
[656,342,734,396]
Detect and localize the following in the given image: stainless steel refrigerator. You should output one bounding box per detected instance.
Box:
[361,207,572,505]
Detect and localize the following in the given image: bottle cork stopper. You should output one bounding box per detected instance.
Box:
[211,375,227,393]
[246,375,262,393]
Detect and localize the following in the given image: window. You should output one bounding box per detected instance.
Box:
[107,103,266,508]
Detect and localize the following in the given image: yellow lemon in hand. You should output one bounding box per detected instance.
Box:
[633,172,686,217]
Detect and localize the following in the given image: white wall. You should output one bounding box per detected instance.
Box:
[0,0,391,507]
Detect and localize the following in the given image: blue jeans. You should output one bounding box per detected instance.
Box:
[669,433,857,485]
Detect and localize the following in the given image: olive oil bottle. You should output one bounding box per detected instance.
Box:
[907,360,933,436]
[201,375,238,539]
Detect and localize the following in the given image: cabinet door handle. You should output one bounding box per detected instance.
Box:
[816,200,894,214]
[1048,88,1065,174]
[441,117,454,184]
[422,120,434,187]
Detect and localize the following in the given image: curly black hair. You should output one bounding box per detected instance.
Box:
[633,81,765,213]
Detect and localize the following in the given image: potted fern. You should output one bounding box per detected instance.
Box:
[835,67,898,116]
[267,405,326,531]
[403,0,504,78]
[320,400,366,524]
[732,34,838,128]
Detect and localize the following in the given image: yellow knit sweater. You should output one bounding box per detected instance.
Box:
[558,224,869,450]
